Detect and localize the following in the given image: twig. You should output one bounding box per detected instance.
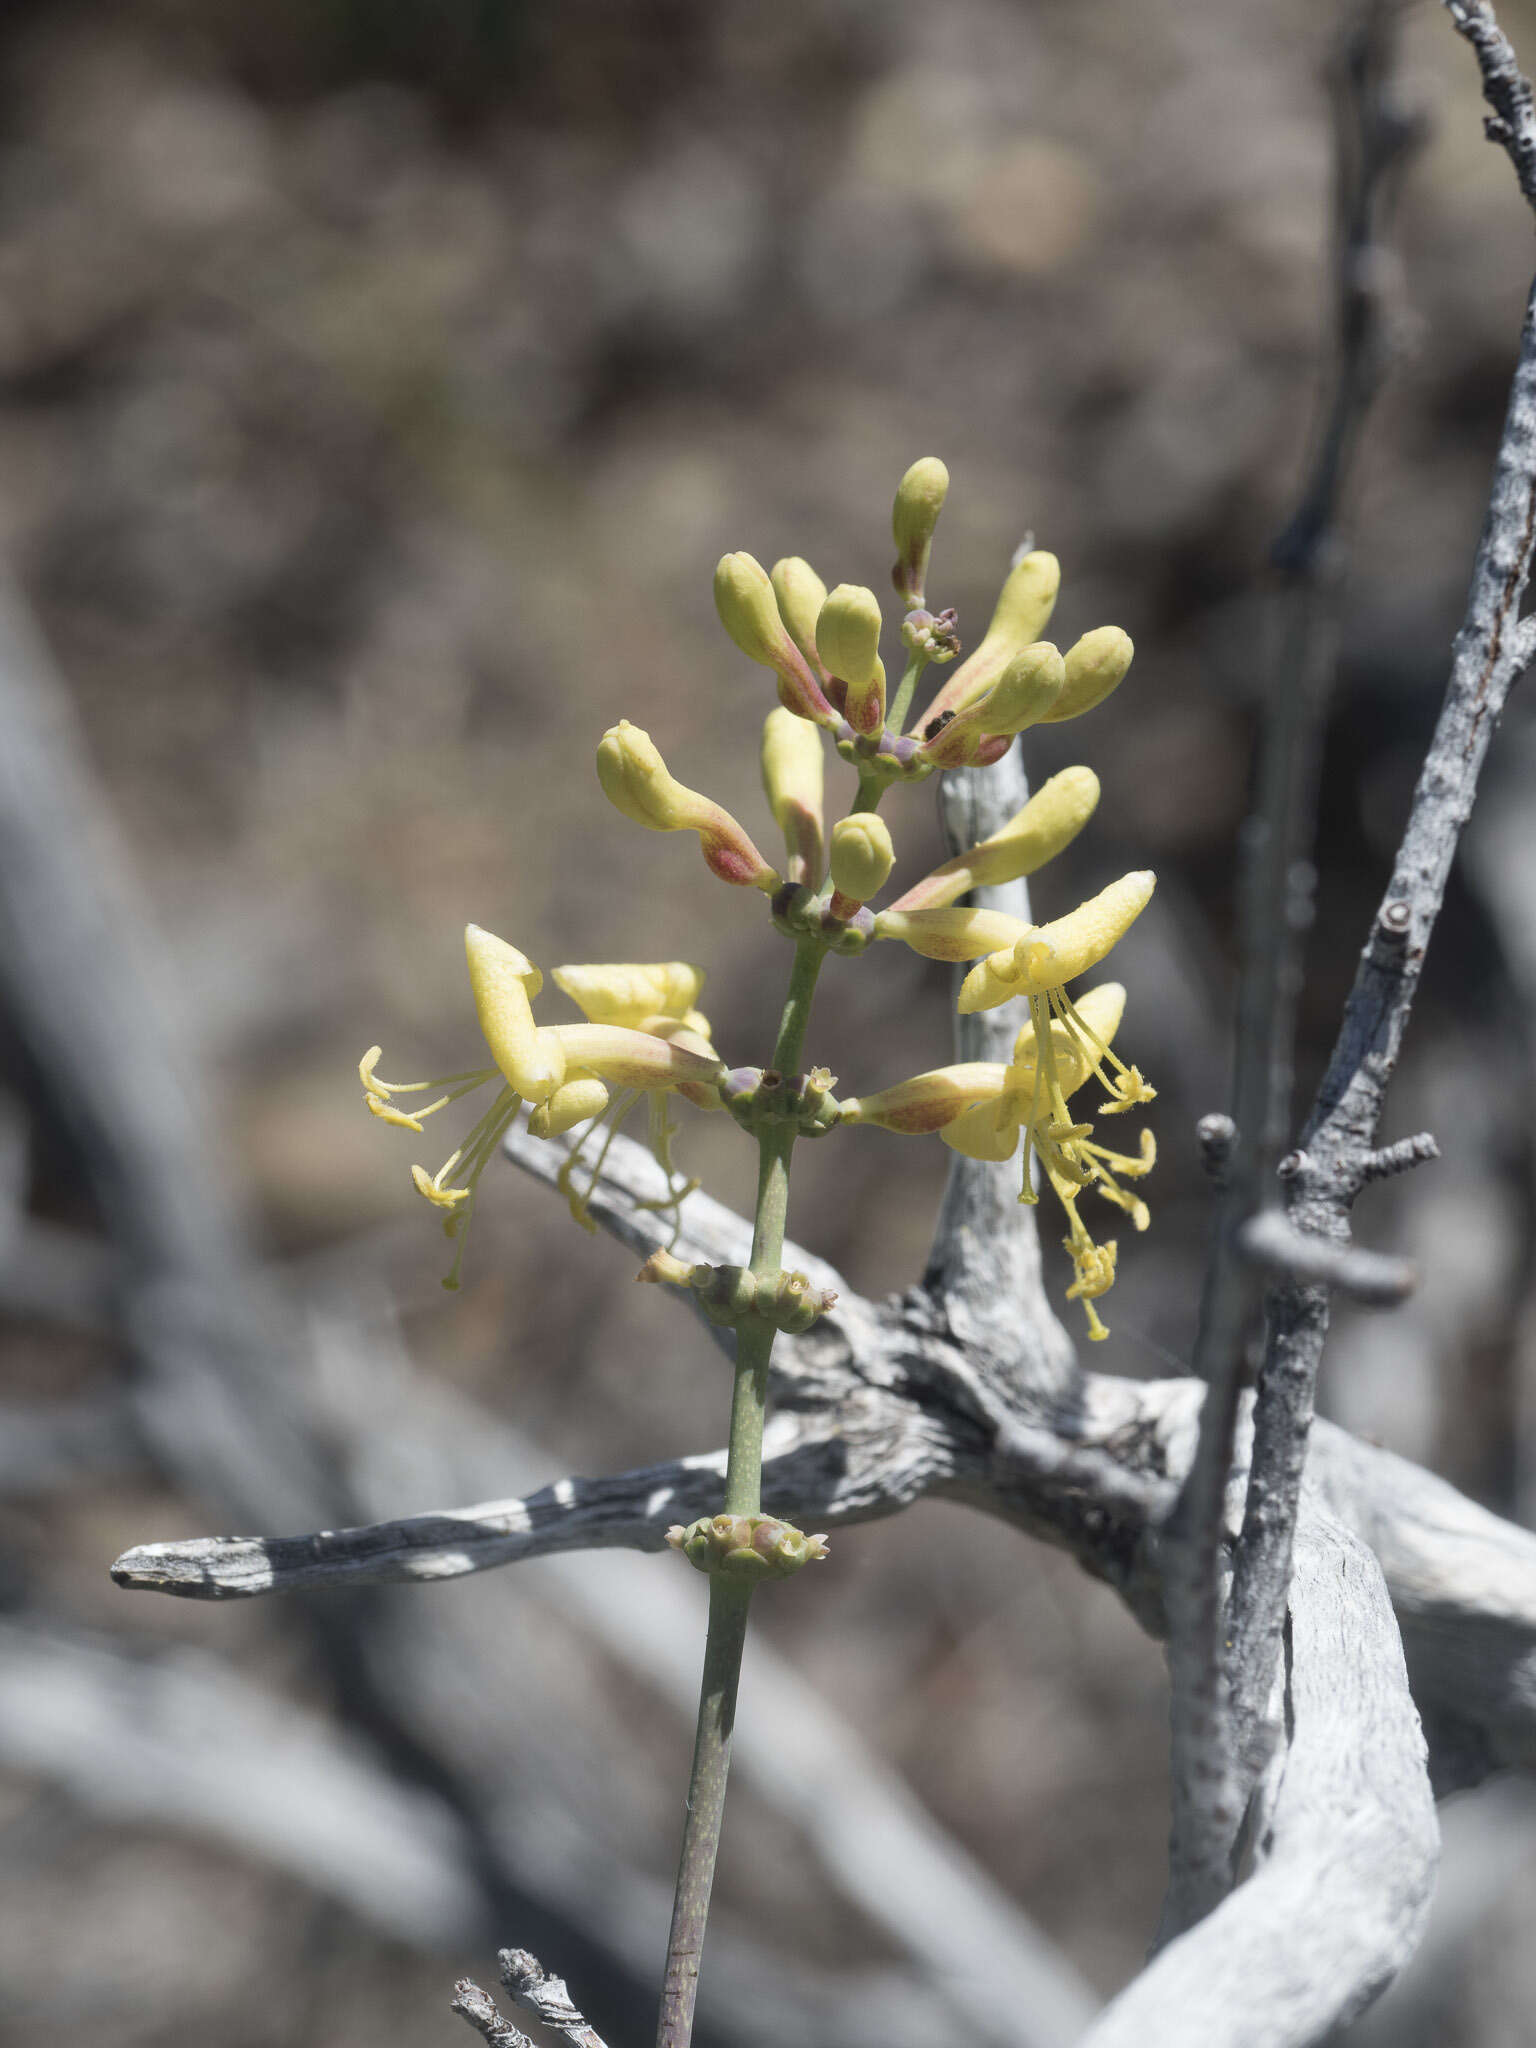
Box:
[1236,1211,1415,1306]
[1160,0,1417,1936]
[1228,0,1536,1793]
[500,1949,613,2048]
[452,1981,536,2048]
[1357,1131,1440,1183]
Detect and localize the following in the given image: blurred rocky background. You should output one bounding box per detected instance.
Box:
[2,0,1536,2042]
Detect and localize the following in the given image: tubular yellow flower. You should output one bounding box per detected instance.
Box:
[1042,625,1134,724]
[913,549,1061,735]
[848,978,1155,1340]
[873,903,1030,963]
[957,871,1155,1013]
[360,932,728,1286]
[715,551,840,727]
[828,813,895,907]
[760,707,825,886]
[596,721,781,891]
[890,767,1100,913]
[841,1062,1005,1134]
[892,456,949,608]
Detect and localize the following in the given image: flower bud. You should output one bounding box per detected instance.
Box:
[715,552,840,727]
[665,1513,830,1581]
[715,551,788,665]
[771,557,829,668]
[596,721,781,890]
[889,766,1100,912]
[465,925,565,1102]
[828,813,895,905]
[1042,625,1134,723]
[842,1062,1006,1134]
[817,584,884,687]
[892,456,949,608]
[761,707,825,885]
[957,871,1156,1013]
[596,719,694,831]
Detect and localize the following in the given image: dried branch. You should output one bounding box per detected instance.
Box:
[500,1950,613,2048]
[1228,0,1536,1779]
[1160,0,1419,1934]
[1081,1500,1438,2048]
[110,1172,1536,1810]
[452,1981,536,2048]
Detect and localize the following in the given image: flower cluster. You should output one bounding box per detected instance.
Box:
[360,458,1157,1335]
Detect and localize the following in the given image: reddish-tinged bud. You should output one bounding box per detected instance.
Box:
[892,457,949,609]
[715,551,841,728]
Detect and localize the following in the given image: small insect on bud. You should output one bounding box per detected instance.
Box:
[828,813,895,907]
[892,456,950,608]
[1042,625,1134,723]
[771,557,829,669]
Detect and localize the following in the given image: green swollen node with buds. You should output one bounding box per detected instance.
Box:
[667,1514,830,1582]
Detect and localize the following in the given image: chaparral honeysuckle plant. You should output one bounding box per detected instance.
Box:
[103,14,1536,2048]
[360,457,1154,2041]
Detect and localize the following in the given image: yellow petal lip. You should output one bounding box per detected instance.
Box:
[957,873,1155,1013]
[464,924,564,1101]
[528,1076,611,1139]
[552,962,705,1031]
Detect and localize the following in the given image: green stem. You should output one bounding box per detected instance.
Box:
[885,648,930,735]
[656,935,825,2048]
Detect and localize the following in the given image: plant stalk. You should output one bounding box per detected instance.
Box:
[655,935,824,2048]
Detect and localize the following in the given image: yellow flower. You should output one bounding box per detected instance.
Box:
[955,871,1156,1013]
[361,927,724,1286]
[844,981,1156,1342]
